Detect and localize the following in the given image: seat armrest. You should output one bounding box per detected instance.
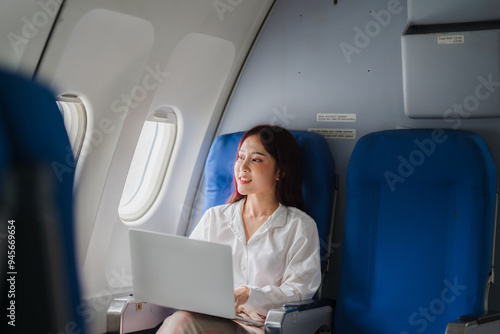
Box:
[459,311,500,324]
[446,311,500,334]
[107,295,175,333]
[265,299,334,334]
[283,298,335,312]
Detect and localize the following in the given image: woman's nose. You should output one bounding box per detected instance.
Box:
[238,159,249,172]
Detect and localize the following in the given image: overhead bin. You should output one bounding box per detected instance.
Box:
[402,20,500,119]
[402,0,500,119]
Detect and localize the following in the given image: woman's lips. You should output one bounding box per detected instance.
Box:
[239,176,251,184]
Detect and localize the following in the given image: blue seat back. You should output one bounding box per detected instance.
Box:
[202,130,336,267]
[334,129,497,334]
[0,69,84,333]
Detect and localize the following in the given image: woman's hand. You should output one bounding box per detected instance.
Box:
[234,285,250,310]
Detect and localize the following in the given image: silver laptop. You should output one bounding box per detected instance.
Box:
[129,229,264,326]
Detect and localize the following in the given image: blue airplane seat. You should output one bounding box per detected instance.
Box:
[0,68,85,334]
[202,130,336,270]
[202,129,337,333]
[334,129,498,334]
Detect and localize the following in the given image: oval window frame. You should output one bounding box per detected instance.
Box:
[118,107,177,223]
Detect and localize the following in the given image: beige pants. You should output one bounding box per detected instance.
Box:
[156,310,265,334]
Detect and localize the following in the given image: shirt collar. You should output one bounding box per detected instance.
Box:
[226,199,288,244]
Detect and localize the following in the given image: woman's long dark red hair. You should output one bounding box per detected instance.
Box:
[227,125,304,210]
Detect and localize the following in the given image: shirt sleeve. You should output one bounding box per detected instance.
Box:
[243,219,322,316]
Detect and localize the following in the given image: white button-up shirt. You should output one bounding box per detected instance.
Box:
[190,199,321,316]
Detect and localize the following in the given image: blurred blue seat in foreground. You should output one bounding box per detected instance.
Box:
[0,68,84,334]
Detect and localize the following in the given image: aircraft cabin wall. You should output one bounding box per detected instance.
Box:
[1,0,500,333]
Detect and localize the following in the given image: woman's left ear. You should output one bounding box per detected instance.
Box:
[276,168,284,181]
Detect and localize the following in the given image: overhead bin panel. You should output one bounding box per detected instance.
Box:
[402,0,500,119]
[402,22,500,119]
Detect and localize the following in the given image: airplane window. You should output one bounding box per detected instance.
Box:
[56,95,87,162]
[119,108,177,223]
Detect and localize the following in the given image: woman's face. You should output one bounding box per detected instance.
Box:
[234,134,279,199]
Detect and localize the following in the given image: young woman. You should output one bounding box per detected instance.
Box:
[157,125,321,334]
